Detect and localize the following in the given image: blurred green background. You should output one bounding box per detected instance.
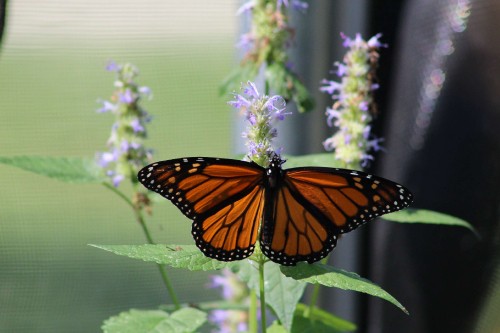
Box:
[0,1,238,331]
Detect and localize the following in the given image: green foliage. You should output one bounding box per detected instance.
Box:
[294,303,356,332]
[0,155,103,183]
[268,321,288,333]
[90,244,237,271]
[384,208,477,234]
[281,263,408,314]
[265,63,314,113]
[236,261,306,331]
[102,308,207,333]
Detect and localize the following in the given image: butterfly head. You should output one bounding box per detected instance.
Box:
[266,154,286,188]
[269,154,285,168]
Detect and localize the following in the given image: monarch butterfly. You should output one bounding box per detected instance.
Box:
[138,155,413,266]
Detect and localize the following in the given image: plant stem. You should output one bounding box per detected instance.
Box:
[305,284,320,318]
[102,182,181,310]
[259,259,267,333]
[249,289,258,333]
[304,256,330,318]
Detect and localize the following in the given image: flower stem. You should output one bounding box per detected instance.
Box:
[249,289,258,333]
[259,259,267,333]
[102,182,181,310]
[304,256,330,318]
[305,284,320,318]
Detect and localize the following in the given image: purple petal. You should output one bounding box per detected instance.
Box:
[325,107,340,127]
[228,94,251,109]
[119,89,134,104]
[236,0,255,15]
[334,62,347,77]
[130,119,144,133]
[367,33,387,48]
[340,32,352,48]
[323,138,336,151]
[139,86,152,98]
[291,0,309,12]
[363,125,371,139]
[247,112,257,125]
[236,33,254,50]
[320,79,341,95]
[243,81,260,99]
[359,101,369,111]
[105,61,120,72]
[97,100,117,113]
[97,151,117,167]
[112,174,125,187]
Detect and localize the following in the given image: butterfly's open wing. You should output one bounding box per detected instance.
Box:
[138,157,265,261]
[260,167,413,266]
[260,180,338,266]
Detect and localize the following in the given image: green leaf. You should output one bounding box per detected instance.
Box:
[90,244,236,271]
[267,321,288,333]
[0,155,103,183]
[265,63,314,113]
[384,208,477,234]
[283,153,342,168]
[281,263,407,314]
[236,261,306,331]
[219,64,258,96]
[293,303,356,332]
[102,308,207,333]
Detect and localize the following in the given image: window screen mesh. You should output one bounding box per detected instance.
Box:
[0,1,237,331]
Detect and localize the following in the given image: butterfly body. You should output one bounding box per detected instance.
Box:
[138,155,413,266]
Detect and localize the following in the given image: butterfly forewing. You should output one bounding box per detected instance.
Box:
[138,157,264,219]
[138,157,266,261]
[284,167,414,233]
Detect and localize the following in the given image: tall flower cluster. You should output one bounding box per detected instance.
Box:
[228,0,312,113]
[229,81,290,167]
[208,269,249,333]
[237,0,308,54]
[96,62,153,187]
[321,33,385,169]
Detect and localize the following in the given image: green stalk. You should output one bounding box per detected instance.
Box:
[102,182,181,310]
[259,258,267,333]
[304,256,330,318]
[249,289,258,333]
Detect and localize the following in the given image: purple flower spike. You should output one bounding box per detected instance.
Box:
[321,33,386,168]
[96,61,153,188]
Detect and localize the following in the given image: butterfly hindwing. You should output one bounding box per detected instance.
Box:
[260,179,338,266]
[192,184,264,261]
[138,157,266,260]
